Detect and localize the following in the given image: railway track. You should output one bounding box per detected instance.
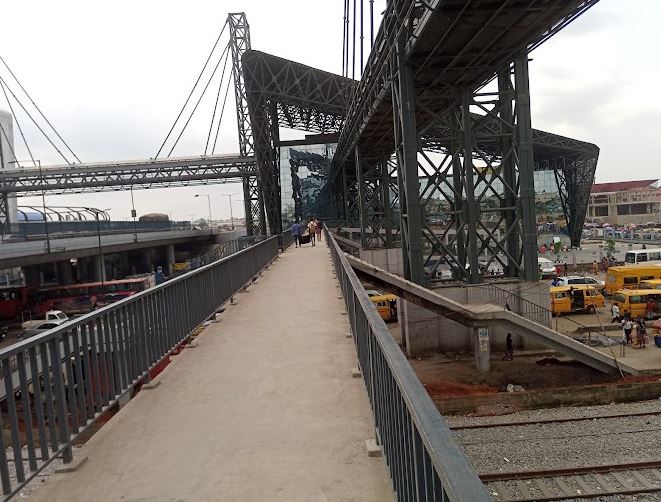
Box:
[481,460,661,501]
[449,410,661,430]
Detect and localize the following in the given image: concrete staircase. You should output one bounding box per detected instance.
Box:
[348,256,637,375]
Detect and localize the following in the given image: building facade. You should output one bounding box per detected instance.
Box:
[587,179,661,226]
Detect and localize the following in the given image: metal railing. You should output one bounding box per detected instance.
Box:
[169,235,263,278]
[0,236,280,498]
[325,230,490,501]
[471,282,552,328]
[277,228,294,250]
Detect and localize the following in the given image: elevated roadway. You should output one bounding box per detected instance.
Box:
[0,229,232,269]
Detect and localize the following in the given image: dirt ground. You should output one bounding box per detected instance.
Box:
[409,352,625,399]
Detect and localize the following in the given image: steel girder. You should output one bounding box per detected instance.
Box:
[228,12,265,236]
[354,153,397,249]
[0,155,256,195]
[333,0,601,165]
[241,50,353,234]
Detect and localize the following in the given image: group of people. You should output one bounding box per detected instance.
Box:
[611,304,647,348]
[291,217,322,248]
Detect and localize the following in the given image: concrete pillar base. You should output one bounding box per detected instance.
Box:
[473,327,491,374]
[365,439,383,458]
[54,453,89,473]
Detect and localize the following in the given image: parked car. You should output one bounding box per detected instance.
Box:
[537,257,557,278]
[20,309,69,338]
[554,275,605,291]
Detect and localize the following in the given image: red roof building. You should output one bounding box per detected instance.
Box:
[590,179,658,194]
[588,179,660,226]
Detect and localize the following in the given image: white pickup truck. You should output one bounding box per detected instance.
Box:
[20,310,70,339]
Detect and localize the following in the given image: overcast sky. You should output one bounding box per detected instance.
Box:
[0,0,659,221]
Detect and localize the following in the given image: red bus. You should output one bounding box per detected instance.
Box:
[35,277,152,316]
[0,286,36,320]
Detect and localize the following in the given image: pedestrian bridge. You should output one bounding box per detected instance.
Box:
[0,232,488,501]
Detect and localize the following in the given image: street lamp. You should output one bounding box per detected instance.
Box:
[220,193,239,230]
[90,208,111,286]
[194,194,212,231]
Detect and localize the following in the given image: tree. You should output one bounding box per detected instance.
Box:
[606,237,616,258]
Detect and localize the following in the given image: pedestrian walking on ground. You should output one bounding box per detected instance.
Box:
[503,333,514,361]
[592,260,599,275]
[646,298,655,321]
[292,220,302,248]
[622,316,633,345]
[636,316,647,348]
[307,218,317,246]
[611,303,621,323]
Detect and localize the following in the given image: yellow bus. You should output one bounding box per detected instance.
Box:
[639,279,661,291]
[370,294,398,322]
[604,264,661,295]
[610,289,661,318]
[550,285,604,315]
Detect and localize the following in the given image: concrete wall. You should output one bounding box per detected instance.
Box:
[355,247,553,358]
[358,248,403,276]
[401,281,552,357]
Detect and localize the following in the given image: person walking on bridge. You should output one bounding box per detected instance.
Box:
[292,220,302,248]
[314,217,322,242]
[307,218,317,247]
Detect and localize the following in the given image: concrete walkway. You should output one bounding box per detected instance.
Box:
[29,243,392,501]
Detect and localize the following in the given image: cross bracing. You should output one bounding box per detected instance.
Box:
[0,155,256,195]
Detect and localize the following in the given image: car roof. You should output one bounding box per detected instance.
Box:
[551,285,598,292]
[613,289,661,295]
[370,294,397,301]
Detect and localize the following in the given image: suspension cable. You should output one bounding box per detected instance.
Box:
[342,0,348,76]
[352,0,357,79]
[0,54,81,163]
[204,45,231,155]
[0,79,36,167]
[0,75,71,164]
[166,42,231,158]
[211,66,233,154]
[344,0,350,77]
[370,0,374,46]
[155,20,228,158]
[360,0,364,74]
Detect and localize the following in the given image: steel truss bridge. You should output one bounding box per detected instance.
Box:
[1,2,601,286]
[240,0,601,285]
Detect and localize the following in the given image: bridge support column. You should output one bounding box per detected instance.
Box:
[142,249,153,273]
[57,260,74,285]
[93,255,106,283]
[166,244,176,275]
[514,55,538,282]
[392,31,424,285]
[472,327,491,374]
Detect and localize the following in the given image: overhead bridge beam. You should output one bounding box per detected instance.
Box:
[347,255,636,376]
[0,155,257,195]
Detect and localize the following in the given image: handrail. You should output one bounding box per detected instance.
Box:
[325,229,490,501]
[0,236,281,498]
